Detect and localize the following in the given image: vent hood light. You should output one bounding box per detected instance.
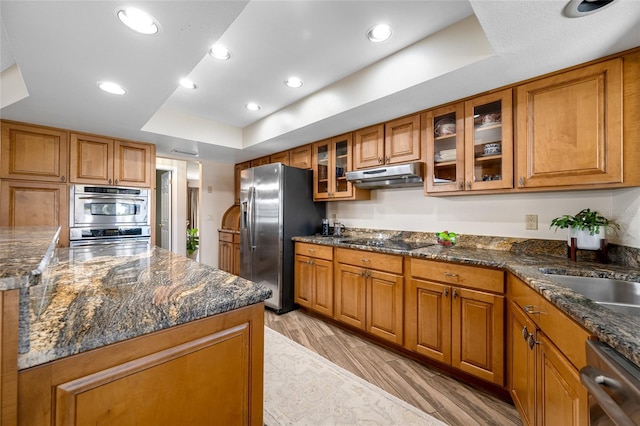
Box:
[564,0,618,17]
[209,45,231,60]
[367,24,392,43]
[179,78,196,89]
[98,81,126,95]
[117,8,159,34]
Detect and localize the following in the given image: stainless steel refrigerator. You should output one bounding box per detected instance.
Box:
[239,163,326,313]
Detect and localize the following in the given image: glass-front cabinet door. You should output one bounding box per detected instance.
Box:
[313,133,353,200]
[464,89,513,191]
[424,103,465,193]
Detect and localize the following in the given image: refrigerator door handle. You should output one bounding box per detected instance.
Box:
[248,186,256,250]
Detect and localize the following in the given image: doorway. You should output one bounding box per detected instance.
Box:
[156,170,172,250]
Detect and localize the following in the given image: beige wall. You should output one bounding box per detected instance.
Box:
[198,160,235,268]
[329,187,640,249]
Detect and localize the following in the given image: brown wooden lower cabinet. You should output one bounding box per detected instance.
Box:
[18,303,265,426]
[294,243,334,317]
[405,258,505,386]
[508,274,592,425]
[334,248,404,345]
[219,231,240,275]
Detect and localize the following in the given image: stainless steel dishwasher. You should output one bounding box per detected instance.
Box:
[580,340,640,425]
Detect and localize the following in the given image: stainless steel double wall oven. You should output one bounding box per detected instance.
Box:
[69,185,151,247]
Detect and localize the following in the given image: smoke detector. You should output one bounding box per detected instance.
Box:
[564,0,618,18]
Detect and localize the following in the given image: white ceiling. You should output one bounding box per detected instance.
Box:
[1,1,640,165]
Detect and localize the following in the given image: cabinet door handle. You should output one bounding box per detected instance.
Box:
[365,270,370,278]
[527,334,539,350]
[307,249,316,253]
[453,288,458,299]
[521,326,529,341]
[61,176,66,182]
[444,288,449,297]
[385,155,390,164]
[519,176,525,187]
[466,181,471,190]
[360,269,365,277]
[444,272,458,277]
[378,157,383,164]
[523,305,540,314]
[457,181,463,190]
[361,257,370,263]
[115,179,119,185]
[108,178,112,184]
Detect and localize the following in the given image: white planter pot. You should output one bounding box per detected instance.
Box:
[567,227,605,250]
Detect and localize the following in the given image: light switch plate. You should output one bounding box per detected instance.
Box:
[525,214,538,230]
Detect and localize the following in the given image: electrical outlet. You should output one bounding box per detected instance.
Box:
[525,214,538,230]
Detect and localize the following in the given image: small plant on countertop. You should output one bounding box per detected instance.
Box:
[436,230,457,247]
[187,228,199,255]
[550,208,619,236]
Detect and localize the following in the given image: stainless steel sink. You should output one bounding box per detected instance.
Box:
[543,273,640,317]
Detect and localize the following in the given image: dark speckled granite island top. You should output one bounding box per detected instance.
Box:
[294,231,640,368]
[7,238,271,370]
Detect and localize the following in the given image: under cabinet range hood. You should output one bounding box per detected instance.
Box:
[346,162,425,189]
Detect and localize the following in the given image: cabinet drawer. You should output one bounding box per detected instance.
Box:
[219,232,234,243]
[410,258,504,293]
[233,234,240,244]
[296,243,333,261]
[336,248,403,274]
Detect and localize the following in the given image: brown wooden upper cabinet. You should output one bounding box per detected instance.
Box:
[234,161,250,205]
[289,145,312,169]
[1,121,69,183]
[425,89,513,193]
[312,133,369,201]
[269,151,290,166]
[249,156,270,168]
[353,114,421,169]
[516,59,623,189]
[70,133,153,187]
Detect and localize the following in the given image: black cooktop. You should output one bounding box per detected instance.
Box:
[340,238,434,251]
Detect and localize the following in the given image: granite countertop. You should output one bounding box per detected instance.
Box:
[0,227,60,290]
[294,234,640,367]
[18,244,271,370]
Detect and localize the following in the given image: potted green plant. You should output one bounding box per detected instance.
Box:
[187,228,199,259]
[550,208,619,249]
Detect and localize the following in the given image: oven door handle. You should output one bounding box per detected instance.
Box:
[78,196,147,202]
[580,365,636,426]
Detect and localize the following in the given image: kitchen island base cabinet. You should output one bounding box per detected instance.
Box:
[18,303,265,426]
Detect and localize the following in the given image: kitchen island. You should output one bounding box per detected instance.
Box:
[0,227,271,425]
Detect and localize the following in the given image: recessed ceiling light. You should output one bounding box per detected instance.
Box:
[245,102,261,111]
[367,24,392,43]
[285,77,303,88]
[98,81,126,95]
[117,8,159,35]
[209,45,231,60]
[564,0,618,17]
[179,78,197,89]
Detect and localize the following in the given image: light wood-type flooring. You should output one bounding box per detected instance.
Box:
[264,309,522,426]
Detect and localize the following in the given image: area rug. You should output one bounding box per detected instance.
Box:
[263,327,446,425]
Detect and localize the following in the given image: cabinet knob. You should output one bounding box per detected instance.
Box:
[519,176,525,187]
[527,334,539,350]
[308,249,316,253]
[378,157,383,164]
[457,181,463,190]
[466,181,471,190]
[385,155,390,164]
[360,270,365,277]
[61,176,66,182]
[521,326,529,341]
[108,178,112,184]
[361,257,370,263]
[115,179,119,185]
[444,288,449,297]
[453,288,458,299]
